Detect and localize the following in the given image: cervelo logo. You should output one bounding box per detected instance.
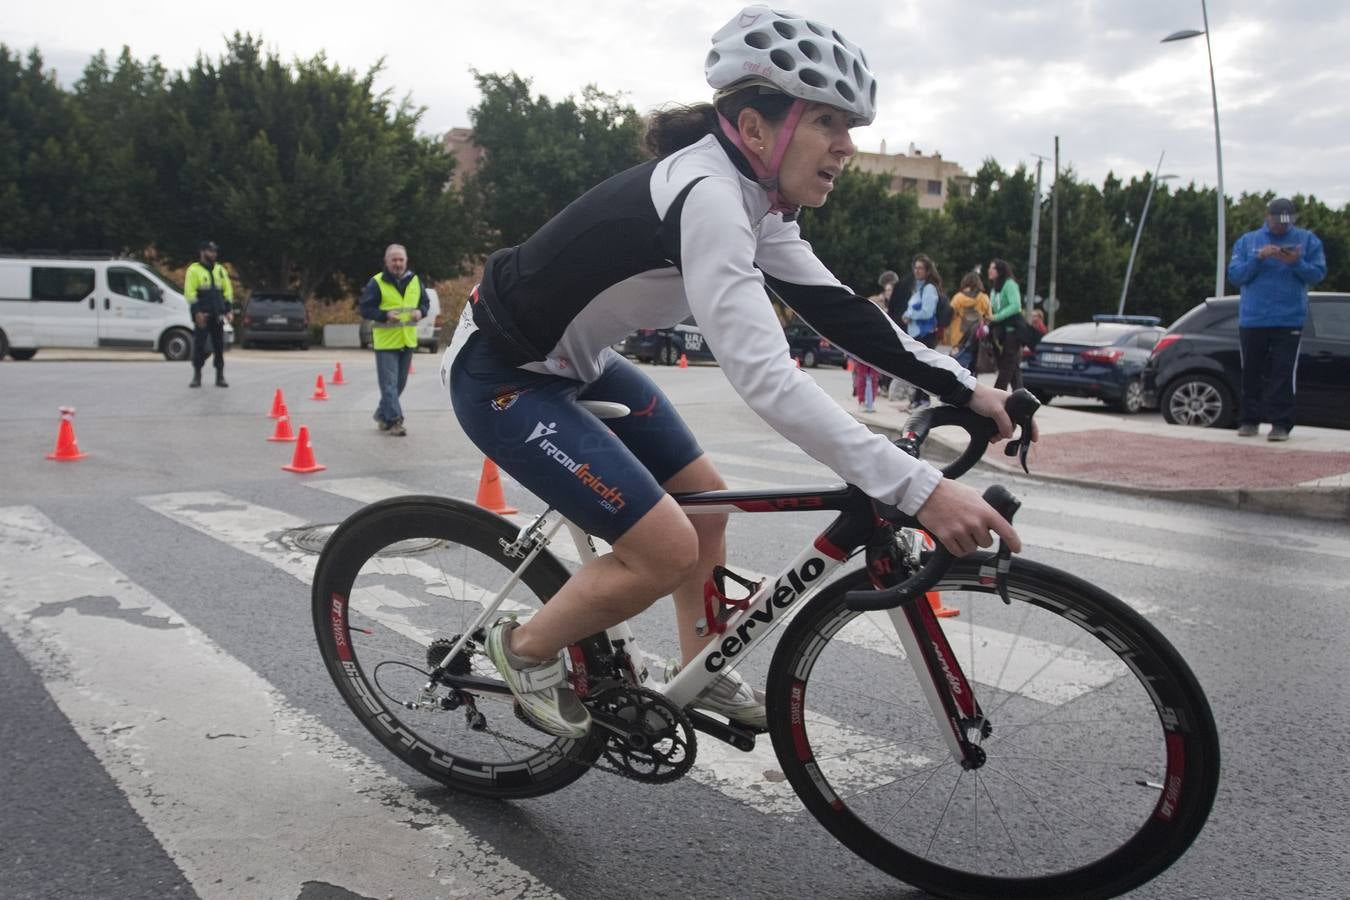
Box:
[526,421,626,512]
[705,555,826,672]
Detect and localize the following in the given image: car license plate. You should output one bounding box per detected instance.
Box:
[267,315,288,324]
[684,333,703,351]
[1040,352,1075,366]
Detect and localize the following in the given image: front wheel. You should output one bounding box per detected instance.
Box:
[312,495,609,798]
[766,557,1219,900]
[161,327,193,361]
[1111,377,1146,414]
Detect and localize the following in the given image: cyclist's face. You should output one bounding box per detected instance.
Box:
[772,104,856,208]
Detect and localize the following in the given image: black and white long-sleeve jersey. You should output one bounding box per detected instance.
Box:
[449,132,977,515]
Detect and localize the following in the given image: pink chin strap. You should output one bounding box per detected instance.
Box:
[717,98,808,215]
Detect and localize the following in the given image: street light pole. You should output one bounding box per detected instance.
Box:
[1162,0,1226,299]
[1118,151,1177,316]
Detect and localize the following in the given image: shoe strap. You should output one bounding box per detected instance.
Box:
[511,655,567,692]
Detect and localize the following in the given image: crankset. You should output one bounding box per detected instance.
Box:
[586,685,697,784]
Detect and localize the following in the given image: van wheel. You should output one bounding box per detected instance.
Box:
[0,329,8,359]
[424,341,438,354]
[9,348,37,360]
[802,349,818,368]
[161,328,193,362]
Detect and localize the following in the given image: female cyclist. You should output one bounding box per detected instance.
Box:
[442,6,1026,739]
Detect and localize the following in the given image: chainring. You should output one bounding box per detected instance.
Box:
[587,685,697,784]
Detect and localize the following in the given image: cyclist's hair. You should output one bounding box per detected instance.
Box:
[878,270,899,288]
[959,272,984,293]
[988,258,1014,290]
[643,88,797,158]
[913,254,943,291]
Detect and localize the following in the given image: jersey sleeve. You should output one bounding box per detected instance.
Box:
[676,179,949,515]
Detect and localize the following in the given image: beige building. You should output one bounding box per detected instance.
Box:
[442,127,484,186]
[849,141,970,210]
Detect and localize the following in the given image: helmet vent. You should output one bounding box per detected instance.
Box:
[805,21,827,37]
[798,40,822,63]
[832,45,848,74]
[770,49,796,71]
[745,30,772,50]
[799,68,828,88]
[772,20,797,39]
[835,80,855,103]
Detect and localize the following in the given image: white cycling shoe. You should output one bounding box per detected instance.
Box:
[484,620,591,739]
[667,663,767,730]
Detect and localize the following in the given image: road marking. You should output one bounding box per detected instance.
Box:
[0,505,555,900]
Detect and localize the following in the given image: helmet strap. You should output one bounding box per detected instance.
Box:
[716,98,808,215]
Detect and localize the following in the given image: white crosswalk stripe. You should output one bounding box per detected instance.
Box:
[0,505,555,900]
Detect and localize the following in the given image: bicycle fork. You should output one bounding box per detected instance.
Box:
[872,535,990,769]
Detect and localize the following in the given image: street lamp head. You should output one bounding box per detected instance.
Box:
[1159,173,1179,181]
[1161,28,1205,42]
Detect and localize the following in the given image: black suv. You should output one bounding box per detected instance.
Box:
[785,322,847,368]
[239,291,309,349]
[1143,292,1350,429]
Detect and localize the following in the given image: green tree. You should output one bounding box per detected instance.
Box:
[797,166,926,294]
[464,72,647,251]
[149,34,468,300]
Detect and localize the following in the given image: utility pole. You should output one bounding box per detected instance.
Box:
[1026,153,1048,316]
[1048,137,1060,330]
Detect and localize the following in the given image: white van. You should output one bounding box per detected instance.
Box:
[358,287,442,352]
[0,255,232,361]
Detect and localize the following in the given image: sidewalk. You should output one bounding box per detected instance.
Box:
[829,370,1350,522]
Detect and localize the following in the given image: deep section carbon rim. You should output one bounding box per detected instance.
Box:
[768,556,1219,900]
[313,496,605,798]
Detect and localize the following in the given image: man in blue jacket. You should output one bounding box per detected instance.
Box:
[1226,198,1327,441]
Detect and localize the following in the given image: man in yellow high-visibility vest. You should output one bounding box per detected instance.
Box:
[184,240,235,387]
[358,244,428,436]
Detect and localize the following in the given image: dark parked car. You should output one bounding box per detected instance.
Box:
[634,316,717,365]
[1020,315,1164,413]
[785,322,847,367]
[1143,293,1350,429]
[238,291,308,349]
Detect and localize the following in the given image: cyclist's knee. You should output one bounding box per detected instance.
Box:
[615,498,700,592]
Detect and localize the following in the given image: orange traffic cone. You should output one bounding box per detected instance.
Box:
[45,406,88,461]
[267,414,297,442]
[331,361,347,385]
[408,360,416,375]
[846,359,854,372]
[678,353,688,369]
[311,374,329,401]
[475,459,518,515]
[282,426,326,473]
[794,356,802,368]
[269,388,287,418]
[917,530,959,618]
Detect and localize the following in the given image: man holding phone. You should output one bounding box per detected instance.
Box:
[1226,198,1327,441]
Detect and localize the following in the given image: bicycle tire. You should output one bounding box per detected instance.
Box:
[313,495,608,799]
[766,555,1219,900]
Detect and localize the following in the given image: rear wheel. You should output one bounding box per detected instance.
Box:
[658,342,678,366]
[1111,378,1146,414]
[8,348,37,360]
[1161,374,1233,427]
[313,495,609,798]
[161,328,193,361]
[802,349,818,368]
[767,558,1219,900]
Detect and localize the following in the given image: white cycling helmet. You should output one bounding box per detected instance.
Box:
[705,6,877,127]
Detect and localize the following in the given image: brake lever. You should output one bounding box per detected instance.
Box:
[982,484,1022,604]
[1002,428,1032,473]
[1000,389,1041,474]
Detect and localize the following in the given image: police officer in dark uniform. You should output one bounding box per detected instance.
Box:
[185,240,234,387]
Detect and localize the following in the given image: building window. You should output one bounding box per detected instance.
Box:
[900,177,918,193]
[927,180,943,196]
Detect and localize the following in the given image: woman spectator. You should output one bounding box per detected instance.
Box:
[987,258,1025,391]
[903,254,942,409]
[949,272,992,370]
[851,271,895,412]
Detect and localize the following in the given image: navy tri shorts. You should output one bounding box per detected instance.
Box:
[449,332,704,543]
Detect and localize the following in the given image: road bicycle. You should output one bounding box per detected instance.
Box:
[312,390,1219,900]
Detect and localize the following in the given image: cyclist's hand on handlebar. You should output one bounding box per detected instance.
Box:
[968,383,1040,445]
[916,478,1023,557]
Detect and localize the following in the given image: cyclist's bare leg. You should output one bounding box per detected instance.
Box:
[659,455,729,664]
[509,496,701,660]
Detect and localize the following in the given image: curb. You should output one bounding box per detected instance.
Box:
[859,414,1350,523]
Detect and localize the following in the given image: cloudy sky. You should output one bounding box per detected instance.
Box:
[8,1,1348,207]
